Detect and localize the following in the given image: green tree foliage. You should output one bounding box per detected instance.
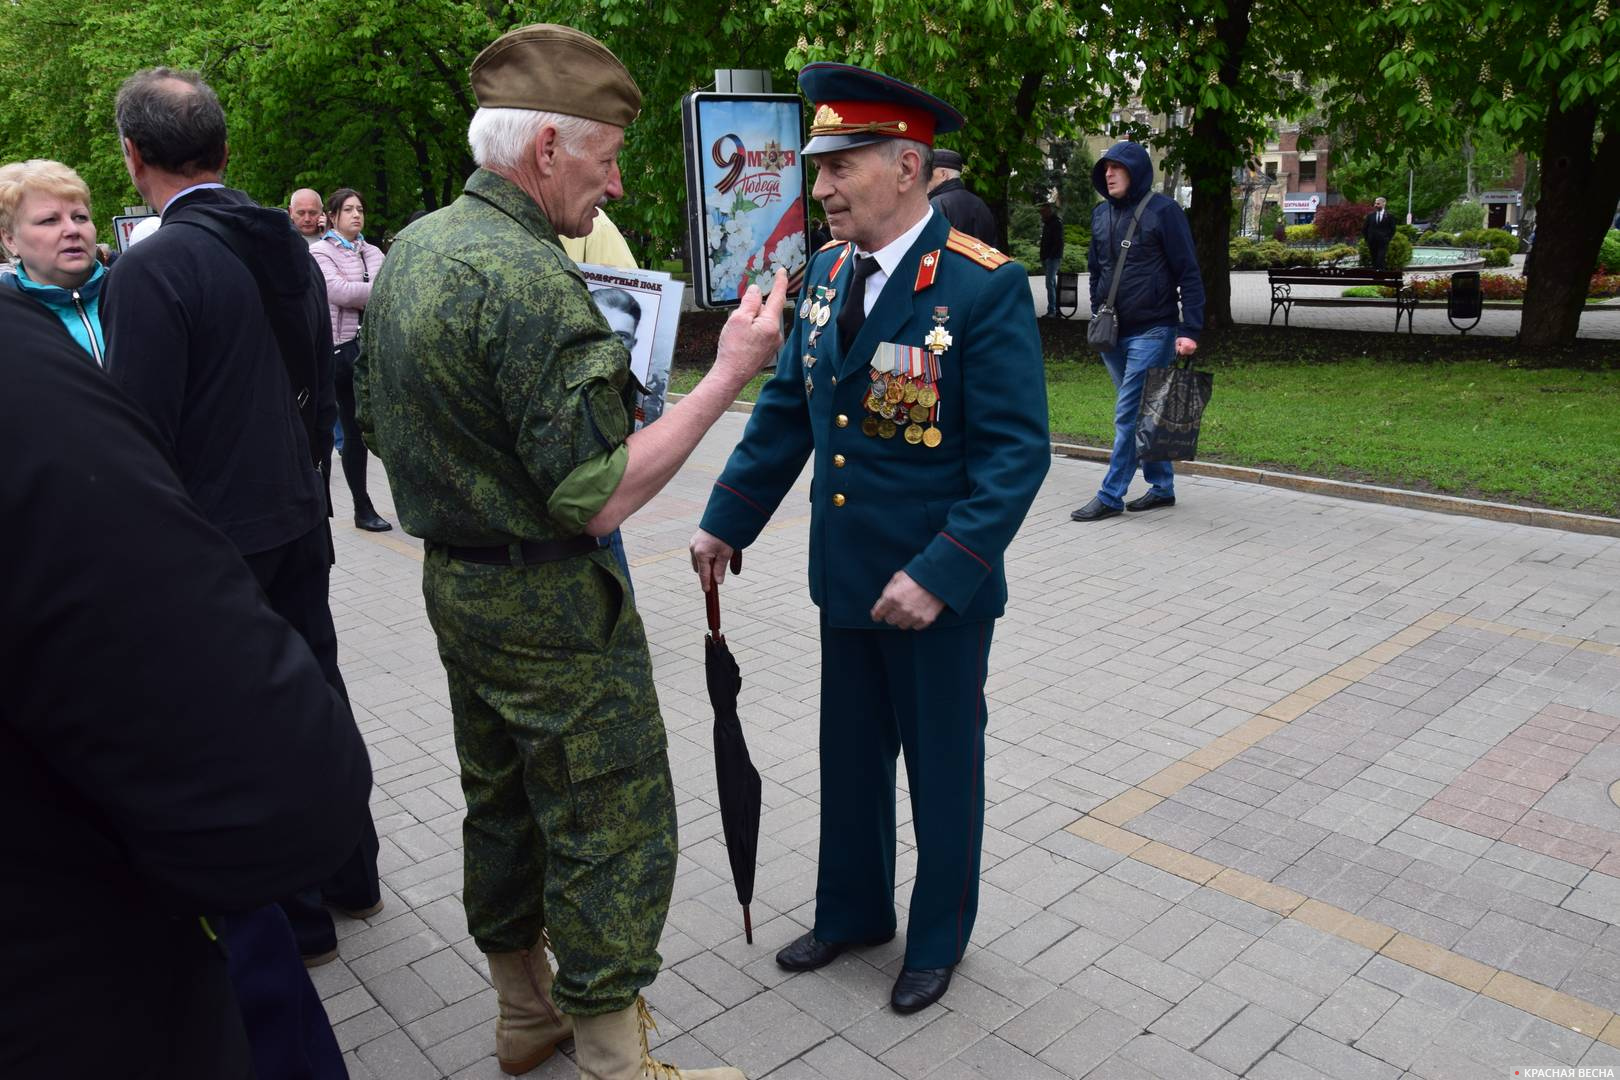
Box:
[1331,0,1620,345]
[1438,201,1487,233]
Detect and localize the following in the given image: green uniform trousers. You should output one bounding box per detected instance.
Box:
[421,546,676,1016]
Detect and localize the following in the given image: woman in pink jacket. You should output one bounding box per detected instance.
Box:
[310,188,391,532]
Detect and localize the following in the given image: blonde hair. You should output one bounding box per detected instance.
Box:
[0,159,93,241]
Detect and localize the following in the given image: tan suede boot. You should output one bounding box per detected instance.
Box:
[573,997,745,1080]
[486,936,572,1075]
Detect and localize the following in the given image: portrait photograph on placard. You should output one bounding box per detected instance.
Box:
[578,264,685,428]
[682,92,809,308]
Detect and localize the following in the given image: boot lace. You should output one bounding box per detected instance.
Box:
[635,997,684,1080]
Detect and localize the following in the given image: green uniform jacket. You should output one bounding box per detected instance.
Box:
[700,211,1050,628]
[357,169,632,542]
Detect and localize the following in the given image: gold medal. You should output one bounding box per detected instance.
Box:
[904,384,919,404]
[878,419,897,439]
[917,387,937,408]
[861,416,880,437]
[909,404,928,423]
[923,426,943,448]
[904,423,924,444]
[885,383,903,404]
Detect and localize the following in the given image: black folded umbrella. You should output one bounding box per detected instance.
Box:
[704,554,761,943]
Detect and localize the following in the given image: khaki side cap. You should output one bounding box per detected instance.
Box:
[471,24,642,128]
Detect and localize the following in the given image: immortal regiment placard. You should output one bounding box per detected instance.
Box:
[578,264,685,428]
[681,92,809,308]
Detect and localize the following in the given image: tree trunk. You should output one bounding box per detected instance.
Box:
[1520,102,1620,347]
[1182,0,1252,329]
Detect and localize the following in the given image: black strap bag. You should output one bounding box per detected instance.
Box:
[1087,194,1152,351]
[1135,355,1214,462]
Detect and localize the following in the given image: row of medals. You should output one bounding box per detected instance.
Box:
[799,283,946,449]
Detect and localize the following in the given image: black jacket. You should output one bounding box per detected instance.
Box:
[1363,209,1397,247]
[1039,212,1065,261]
[1087,141,1206,340]
[103,186,336,556]
[0,287,372,1080]
[929,177,999,247]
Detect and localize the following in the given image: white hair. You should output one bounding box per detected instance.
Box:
[468,107,606,170]
[880,137,934,177]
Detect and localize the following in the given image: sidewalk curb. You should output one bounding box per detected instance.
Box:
[673,395,1620,539]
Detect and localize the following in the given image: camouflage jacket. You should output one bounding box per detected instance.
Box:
[357,169,632,546]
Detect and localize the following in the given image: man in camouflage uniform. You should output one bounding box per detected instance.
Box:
[357,24,785,1080]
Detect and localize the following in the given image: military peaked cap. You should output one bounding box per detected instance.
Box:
[471,24,641,128]
[798,62,963,156]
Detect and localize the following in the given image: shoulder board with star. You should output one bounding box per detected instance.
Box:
[944,228,1011,270]
[817,238,847,253]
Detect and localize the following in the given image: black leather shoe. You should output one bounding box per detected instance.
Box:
[891,965,953,1013]
[1069,497,1122,522]
[1125,491,1176,512]
[354,507,393,532]
[775,931,893,972]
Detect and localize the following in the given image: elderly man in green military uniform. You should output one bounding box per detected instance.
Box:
[691,64,1050,1016]
[358,24,785,1080]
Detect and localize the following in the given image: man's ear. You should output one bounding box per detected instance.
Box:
[898,146,924,188]
[531,126,560,178]
[121,136,141,169]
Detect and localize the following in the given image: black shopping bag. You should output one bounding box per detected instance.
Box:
[1135,359,1213,462]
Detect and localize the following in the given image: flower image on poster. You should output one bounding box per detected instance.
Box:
[682,93,809,308]
[577,264,685,429]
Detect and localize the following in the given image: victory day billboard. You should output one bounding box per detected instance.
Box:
[681,92,809,308]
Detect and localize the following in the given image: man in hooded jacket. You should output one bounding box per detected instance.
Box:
[101,67,381,965]
[1071,140,1205,522]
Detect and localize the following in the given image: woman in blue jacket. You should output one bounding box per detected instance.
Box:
[0,159,108,367]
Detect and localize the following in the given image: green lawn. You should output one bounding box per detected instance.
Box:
[673,358,1620,516]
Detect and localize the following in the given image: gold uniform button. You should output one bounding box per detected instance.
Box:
[835,414,849,428]
[832,493,846,507]
[833,454,846,467]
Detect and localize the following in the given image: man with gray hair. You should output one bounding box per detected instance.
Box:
[358,23,784,1080]
[289,187,324,243]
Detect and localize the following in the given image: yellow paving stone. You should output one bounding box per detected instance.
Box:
[1483,971,1611,1034]
[1065,816,1148,855]
[1415,612,1460,630]
[1546,634,1582,648]
[1208,868,1305,915]
[1382,934,1495,992]
[1292,899,1396,951]
[1514,628,1552,642]
[1229,716,1286,745]
[1360,641,1407,664]
[1482,970,1551,1013]
[1578,641,1615,655]
[1260,693,1314,723]
[1389,625,1436,647]
[1090,788,1162,827]
[1135,842,1223,884]
[1330,657,1381,681]
[1600,1014,1620,1049]
[1299,675,1351,702]
[1187,739,1243,770]
[1140,761,1207,797]
[1452,615,1491,630]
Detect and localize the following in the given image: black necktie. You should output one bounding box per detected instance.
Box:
[837,255,880,344]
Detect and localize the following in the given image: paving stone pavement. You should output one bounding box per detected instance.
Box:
[320,414,1620,1079]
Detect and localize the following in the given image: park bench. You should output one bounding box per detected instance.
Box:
[1267,266,1416,333]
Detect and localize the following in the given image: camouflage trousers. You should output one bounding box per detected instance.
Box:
[421,546,677,1016]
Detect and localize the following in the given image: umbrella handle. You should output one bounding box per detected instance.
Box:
[705,551,744,637]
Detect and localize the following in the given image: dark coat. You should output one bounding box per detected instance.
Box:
[103,186,336,556]
[1088,140,1206,340]
[0,287,372,1079]
[929,177,999,248]
[1363,209,1398,248]
[1040,212,1065,261]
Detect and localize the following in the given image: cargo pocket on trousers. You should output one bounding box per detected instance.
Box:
[561,716,671,856]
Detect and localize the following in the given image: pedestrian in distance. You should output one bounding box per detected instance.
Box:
[358,23,787,1080]
[1038,200,1064,317]
[1071,140,1204,522]
[1363,195,1397,269]
[311,186,393,532]
[691,61,1050,1017]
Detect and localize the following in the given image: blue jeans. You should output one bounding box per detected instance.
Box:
[1097,326,1176,508]
[1043,258,1061,316]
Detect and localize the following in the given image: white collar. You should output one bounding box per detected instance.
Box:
[860,207,935,280]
